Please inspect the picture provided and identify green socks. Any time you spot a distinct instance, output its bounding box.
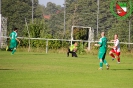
[100,62,103,68]
[103,60,108,66]
[12,49,16,54]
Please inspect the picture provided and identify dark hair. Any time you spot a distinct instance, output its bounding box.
[14,28,18,31]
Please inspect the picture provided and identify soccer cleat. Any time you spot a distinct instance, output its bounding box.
[112,58,114,61]
[6,46,8,51]
[117,62,120,64]
[98,67,103,70]
[106,64,110,70]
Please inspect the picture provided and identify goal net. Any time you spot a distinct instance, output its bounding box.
[70,26,94,50]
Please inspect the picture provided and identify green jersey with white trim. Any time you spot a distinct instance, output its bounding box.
[98,36,107,53]
[10,31,17,40]
[10,31,17,42]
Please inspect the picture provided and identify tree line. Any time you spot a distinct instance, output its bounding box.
[1,0,133,50]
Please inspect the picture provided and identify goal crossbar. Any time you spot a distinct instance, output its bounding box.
[71,26,93,50]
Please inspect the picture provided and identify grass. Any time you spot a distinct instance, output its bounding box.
[0,50,133,88]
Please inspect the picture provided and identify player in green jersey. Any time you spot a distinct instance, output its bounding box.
[6,28,20,55]
[67,42,78,57]
[95,32,110,70]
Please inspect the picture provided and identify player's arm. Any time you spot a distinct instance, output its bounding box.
[15,33,20,44]
[94,44,101,47]
[73,47,77,52]
[110,40,115,42]
[108,41,118,49]
[109,39,119,48]
[108,39,115,48]
[94,38,102,47]
[16,38,20,44]
[108,45,116,48]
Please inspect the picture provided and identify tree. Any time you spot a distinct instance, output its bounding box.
[2,0,42,36]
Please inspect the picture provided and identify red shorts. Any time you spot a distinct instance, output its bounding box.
[111,49,120,56]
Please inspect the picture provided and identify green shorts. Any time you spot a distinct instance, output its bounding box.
[98,52,106,60]
[9,40,17,49]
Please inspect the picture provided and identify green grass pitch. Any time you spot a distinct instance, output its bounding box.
[0,51,133,88]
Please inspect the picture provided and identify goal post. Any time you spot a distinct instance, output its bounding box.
[0,14,1,48]
[0,15,7,48]
[70,26,94,50]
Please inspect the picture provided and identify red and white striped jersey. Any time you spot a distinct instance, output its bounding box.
[113,39,120,52]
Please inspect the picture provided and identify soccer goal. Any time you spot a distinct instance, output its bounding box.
[70,26,94,50]
[0,14,7,48]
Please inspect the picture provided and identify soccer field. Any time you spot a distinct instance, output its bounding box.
[0,51,133,88]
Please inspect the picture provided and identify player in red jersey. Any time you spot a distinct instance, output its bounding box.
[108,34,120,63]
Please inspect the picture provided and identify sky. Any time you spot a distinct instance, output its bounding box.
[39,0,64,7]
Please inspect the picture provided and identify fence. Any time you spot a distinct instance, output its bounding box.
[1,36,133,53]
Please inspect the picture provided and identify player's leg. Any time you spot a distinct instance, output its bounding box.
[74,52,78,57]
[6,47,12,51]
[115,52,120,63]
[6,45,13,51]
[103,59,110,70]
[71,50,75,57]
[98,52,104,70]
[102,53,110,70]
[117,57,120,63]
[99,59,103,70]
[103,53,108,65]
[109,49,115,60]
[8,41,14,51]
[72,52,78,57]
[11,41,17,55]
[6,38,10,51]
[11,48,16,55]
[103,59,109,67]
[67,49,73,57]
[67,48,70,57]
[6,45,9,51]
[6,40,12,51]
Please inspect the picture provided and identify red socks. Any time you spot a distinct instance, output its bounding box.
[110,53,115,58]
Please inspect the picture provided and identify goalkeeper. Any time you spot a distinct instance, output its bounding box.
[67,42,78,57]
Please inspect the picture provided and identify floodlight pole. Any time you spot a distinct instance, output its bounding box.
[32,0,34,23]
[129,19,130,43]
[128,2,132,51]
[0,0,1,14]
[71,26,74,45]
[97,0,99,39]
[25,18,31,52]
[0,0,1,48]
[63,0,66,38]
[128,17,132,50]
